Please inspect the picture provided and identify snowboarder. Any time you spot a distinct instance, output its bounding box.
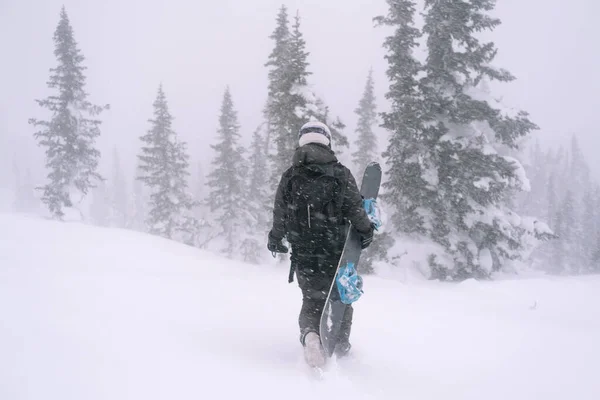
[267,121,375,365]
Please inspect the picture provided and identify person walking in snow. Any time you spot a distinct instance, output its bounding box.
[267,121,375,362]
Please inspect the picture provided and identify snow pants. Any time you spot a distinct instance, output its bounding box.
[291,248,353,346]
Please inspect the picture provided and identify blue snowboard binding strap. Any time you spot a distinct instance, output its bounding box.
[363,198,382,230]
[336,262,364,304]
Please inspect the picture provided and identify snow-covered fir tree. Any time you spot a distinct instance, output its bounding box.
[371,0,426,274]
[287,13,349,154]
[264,5,294,188]
[206,88,257,261]
[352,70,378,176]
[376,0,427,237]
[419,0,540,279]
[110,147,128,228]
[264,8,348,187]
[29,7,107,219]
[288,12,310,94]
[310,98,350,155]
[137,85,200,244]
[379,0,542,279]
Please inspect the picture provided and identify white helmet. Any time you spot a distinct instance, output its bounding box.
[298,121,332,147]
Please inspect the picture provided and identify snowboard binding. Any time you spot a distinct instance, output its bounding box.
[363,198,382,230]
[336,262,364,304]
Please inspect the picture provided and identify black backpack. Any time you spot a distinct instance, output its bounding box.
[285,163,348,247]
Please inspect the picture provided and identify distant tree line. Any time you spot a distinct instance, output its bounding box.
[19,1,592,279]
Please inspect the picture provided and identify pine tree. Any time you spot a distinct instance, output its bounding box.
[264,8,349,185]
[110,147,128,227]
[352,70,378,176]
[288,13,349,154]
[29,7,107,219]
[288,12,310,89]
[269,11,314,183]
[137,85,199,243]
[330,116,350,153]
[375,0,427,236]
[379,0,540,279]
[367,0,425,274]
[426,0,540,279]
[206,88,255,260]
[264,6,293,188]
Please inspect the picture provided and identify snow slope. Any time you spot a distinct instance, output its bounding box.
[1,213,599,400]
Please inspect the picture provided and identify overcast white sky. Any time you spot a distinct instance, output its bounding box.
[1,0,599,186]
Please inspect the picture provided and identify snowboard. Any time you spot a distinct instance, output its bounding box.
[319,162,382,358]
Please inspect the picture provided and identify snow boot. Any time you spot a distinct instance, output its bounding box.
[334,341,352,358]
[302,331,326,368]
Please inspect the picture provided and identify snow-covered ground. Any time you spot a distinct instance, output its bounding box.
[1,213,599,400]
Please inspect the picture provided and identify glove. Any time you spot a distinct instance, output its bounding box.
[363,198,382,230]
[360,223,376,250]
[267,231,289,254]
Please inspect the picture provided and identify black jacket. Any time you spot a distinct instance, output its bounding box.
[270,143,372,245]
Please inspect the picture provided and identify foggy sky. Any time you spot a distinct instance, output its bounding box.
[1,0,599,188]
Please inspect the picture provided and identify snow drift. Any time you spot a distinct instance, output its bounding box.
[0,213,599,399]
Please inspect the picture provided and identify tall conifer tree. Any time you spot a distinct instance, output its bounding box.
[288,13,349,154]
[29,7,107,219]
[422,0,538,278]
[265,8,348,186]
[137,85,199,243]
[264,6,293,188]
[378,0,540,279]
[376,0,427,236]
[206,88,254,259]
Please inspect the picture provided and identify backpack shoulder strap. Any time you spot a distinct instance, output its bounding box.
[284,166,298,201]
[327,162,348,222]
[337,165,349,219]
